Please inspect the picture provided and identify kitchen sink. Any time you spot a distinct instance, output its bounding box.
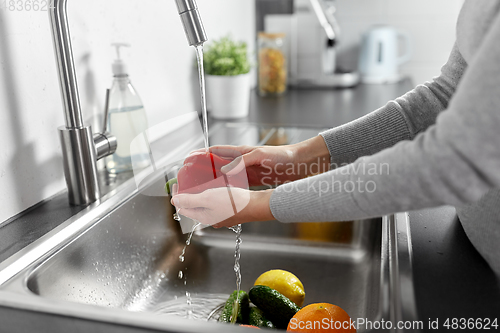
[0,122,419,332]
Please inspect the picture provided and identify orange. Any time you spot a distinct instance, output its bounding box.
[287,303,356,332]
[239,324,260,329]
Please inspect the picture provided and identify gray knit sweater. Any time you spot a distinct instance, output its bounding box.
[269,0,500,275]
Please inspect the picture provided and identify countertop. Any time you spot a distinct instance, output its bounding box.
[244,81,413,128]
[1,79,499,332]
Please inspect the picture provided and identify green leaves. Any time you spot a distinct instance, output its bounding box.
[204,36,251,76]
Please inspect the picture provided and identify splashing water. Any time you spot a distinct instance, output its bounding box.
[228,224,243,323]
[177,222,201,319]
[173,187,181,222]
[230,224,243,296]
[179,222,201,263]
[154,293,229,321]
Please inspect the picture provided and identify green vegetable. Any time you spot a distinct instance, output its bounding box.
[249,285,300,329]
[204,36,251,76]
[164,178,178,195]
[248,306,276,329]
[218,290,250,324]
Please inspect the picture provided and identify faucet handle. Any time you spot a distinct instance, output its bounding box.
[93,132,117,160]
[93,89,117,160]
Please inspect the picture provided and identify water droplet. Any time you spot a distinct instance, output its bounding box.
[178,271,183,279]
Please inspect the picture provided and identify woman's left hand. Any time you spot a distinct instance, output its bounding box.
[171,187,275,228]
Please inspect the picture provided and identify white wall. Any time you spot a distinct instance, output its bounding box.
[0,0,464,223]
[334,0,464,84]
[0,0,255,223]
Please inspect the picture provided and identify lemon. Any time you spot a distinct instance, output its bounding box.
[254,269,305,307]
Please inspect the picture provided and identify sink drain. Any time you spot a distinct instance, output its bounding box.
[207,303,224,322]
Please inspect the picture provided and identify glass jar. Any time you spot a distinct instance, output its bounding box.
[258,32,287,96]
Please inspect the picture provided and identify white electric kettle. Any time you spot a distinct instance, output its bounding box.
[358,25,412,84]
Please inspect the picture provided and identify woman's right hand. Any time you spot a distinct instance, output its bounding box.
[191,135,331,187]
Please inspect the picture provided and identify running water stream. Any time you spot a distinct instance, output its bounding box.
[172,44,208,223]
[177,222,201,319]
[179,222,201,264]
[170,43,210,318]
[165,44,244,322]
[229,224,243,323]
[194,44,210,153]
[170,43,211,319]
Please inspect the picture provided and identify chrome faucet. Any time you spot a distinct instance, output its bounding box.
[288,0,358,87]
[175,0,209,46]
[48,0,208,205]
[308,0,340,75]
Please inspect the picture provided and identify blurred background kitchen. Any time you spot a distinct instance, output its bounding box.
[0,0,462,223]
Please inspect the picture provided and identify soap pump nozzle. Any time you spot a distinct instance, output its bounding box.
[111,42,130,76]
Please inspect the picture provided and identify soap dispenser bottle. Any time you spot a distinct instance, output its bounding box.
[106,43,150,174]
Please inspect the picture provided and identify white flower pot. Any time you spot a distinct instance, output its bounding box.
[206,73,251,119]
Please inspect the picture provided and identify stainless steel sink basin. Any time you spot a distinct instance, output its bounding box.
[0,123,419,332]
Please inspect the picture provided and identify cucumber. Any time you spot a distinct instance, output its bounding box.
[218,290,249,324]
[249,285,300,329]
[164,178,178,195]
[248,306,275,329]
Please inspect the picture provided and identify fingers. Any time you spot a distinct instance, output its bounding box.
[211,222,224,229]
[212,218,247,229]
[188,148,207,155]
[178,207,208,224]
[180,208,226,228]
[221,156,245,175]
[221,150,260,175]
[211,220,229,229]
[189,145,254,158]
[171,192,206,209]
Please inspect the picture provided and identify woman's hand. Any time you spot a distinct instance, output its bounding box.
[191,136,331,187]
[171,187,274,228]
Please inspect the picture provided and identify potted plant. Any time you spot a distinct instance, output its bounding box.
[204,36,252,119]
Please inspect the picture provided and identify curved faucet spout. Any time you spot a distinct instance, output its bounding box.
[175,0,208,46]
[49,0,83,129]
[48,0,207,205]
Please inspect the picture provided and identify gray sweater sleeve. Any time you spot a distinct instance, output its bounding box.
[269,11,500,222]
[320,42,466,166]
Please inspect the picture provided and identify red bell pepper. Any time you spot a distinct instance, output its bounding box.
[176,152,247,194]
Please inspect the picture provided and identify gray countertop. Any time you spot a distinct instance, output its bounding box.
[244,80,413,128]
[409,207,500,327]
[1,79,499,332]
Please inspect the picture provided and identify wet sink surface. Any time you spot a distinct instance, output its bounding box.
[27,191,381,321]
[0,123,417,333]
